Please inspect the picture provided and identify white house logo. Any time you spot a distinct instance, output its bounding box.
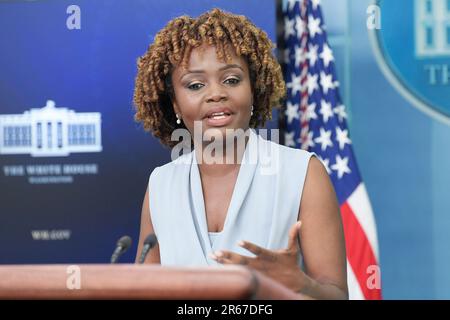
[370,0,450,124]
[0,100,102,157]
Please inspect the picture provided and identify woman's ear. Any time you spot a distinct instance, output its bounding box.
[172,100,180,116]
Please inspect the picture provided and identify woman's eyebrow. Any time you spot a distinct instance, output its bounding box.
[180,64,244,79]
[218,64,244,71]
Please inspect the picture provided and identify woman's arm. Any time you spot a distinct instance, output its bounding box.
[296,156,348,299]
[210,155,348,299]
[135,187,161,264]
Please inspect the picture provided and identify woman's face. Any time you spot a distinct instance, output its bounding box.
[171,45,253,142]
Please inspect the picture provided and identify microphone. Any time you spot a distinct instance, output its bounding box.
[110,235,132,264]
[138,233,158,264]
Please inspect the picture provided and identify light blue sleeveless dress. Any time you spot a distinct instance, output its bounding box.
[148,129,314,266]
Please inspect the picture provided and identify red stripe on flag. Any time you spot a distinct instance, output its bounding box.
[299,0,309,148]
[340,202,382,300]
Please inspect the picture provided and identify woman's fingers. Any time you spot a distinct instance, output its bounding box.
[212,227,303,268]
[238,240,275,260]
[211,250,250,265]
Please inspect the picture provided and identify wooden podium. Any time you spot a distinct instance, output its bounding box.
[0,264,309,299]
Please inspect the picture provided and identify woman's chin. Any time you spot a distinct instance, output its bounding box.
[203,127,228,143]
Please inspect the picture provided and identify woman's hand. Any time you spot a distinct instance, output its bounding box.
[211,221,311,293]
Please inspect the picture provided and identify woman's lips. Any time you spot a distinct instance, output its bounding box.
[204,112,234,127]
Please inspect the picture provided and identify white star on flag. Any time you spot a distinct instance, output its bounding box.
[335,127,352,150]
[319,43,334,67]
[320,71,334,94]
[331,155,351,179]
[305,102,317,121]
[287,72,302,96]
[308,15,322,38]
[314,127,333,151]
[285,101,300,124]
[308,44,319,66]
[295,15,306,39]
[307,73,319,95]
[319,99,333,123]
[333,104,347,122]
[285,131,296,147]
[284,17,295,39]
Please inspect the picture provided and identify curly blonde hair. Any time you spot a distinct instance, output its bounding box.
[133,8,285,148]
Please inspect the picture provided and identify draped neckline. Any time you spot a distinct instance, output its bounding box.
[189,129,259,263]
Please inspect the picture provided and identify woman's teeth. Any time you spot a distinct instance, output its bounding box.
[209,112,229,119]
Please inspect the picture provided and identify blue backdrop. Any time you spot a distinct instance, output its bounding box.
[0,0,276,264]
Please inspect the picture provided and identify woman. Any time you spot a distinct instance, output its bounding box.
[133,8,348,299]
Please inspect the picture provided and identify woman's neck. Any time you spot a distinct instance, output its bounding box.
[195,131,250,177]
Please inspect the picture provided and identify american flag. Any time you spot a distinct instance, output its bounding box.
[280,0,382,299]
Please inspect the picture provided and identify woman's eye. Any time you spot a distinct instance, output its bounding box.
[187,83,204,90]
[224,77,240,85]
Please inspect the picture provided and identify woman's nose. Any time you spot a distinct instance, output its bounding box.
[205,83,228,103]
